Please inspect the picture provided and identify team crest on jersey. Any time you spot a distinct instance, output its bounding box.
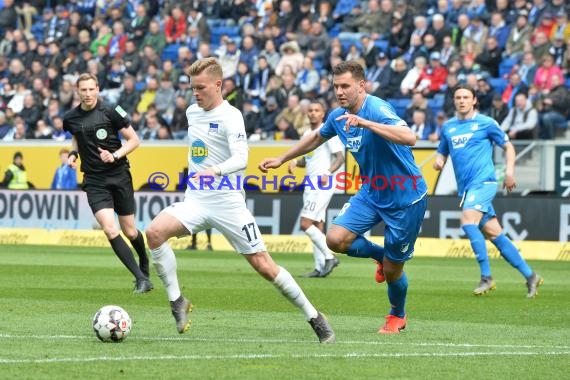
[451,133,473,149]
[96,129,107,140]
[346,136,362,152]
[208,123,219,134]
[191,139,208,163]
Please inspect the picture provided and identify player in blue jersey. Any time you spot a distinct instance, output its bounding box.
[259,60,428,334]
[433,85,543,298]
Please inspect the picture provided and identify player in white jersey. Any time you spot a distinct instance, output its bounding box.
[145,58,335,343]
[288,101,344,277]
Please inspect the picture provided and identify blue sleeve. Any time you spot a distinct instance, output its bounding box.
[50,170,57,190]
[487,119,509,147]
[437,128,449,156]
[320,113,337,139]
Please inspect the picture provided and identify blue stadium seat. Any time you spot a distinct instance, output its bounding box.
[374,40,388,53]
[488,77,508,94]
[428,95,444,115]
[135,81,146,92]
[161,43,180,62]
[499,58,518,78]
[388,98,409,118]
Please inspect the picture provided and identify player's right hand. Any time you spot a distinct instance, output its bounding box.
[287,159,297,174]
[258,158,283,173]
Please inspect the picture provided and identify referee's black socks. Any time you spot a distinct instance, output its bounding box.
[109,235,146,280]
[130,230,150,278]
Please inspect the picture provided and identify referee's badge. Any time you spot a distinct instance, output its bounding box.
[96,129,108,140]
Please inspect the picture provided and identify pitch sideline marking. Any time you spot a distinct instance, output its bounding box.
[1,351,570,364]
[0,334,569,350]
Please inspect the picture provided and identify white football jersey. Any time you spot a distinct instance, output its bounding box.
[185,100,248,199]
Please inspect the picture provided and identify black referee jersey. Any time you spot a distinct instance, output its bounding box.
[63,99,131,175]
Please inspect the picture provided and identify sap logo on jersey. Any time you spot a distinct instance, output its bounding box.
[346,136,362,152]
[451,133,473,149]
[191,139,208,163]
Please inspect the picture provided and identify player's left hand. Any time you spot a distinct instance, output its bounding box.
[258,158,283,173]
[191,168,218,182]
[98,147,114,163]
[336,114,363,132]
[503,174,516,193]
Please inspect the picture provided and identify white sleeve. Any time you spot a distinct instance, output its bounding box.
[327,136,345,155]
[216,111,249,175]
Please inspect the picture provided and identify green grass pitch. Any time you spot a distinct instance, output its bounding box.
[0,244,569,379]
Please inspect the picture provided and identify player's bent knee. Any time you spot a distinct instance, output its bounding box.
[145,226,164,250]
[326,234,346,253]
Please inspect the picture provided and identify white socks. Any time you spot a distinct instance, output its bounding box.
[305,225,334,271]
[272,266,318,320]
[151,243,181,302]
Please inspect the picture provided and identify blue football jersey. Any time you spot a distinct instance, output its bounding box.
[437,112,508,196]
[320,94,427,209]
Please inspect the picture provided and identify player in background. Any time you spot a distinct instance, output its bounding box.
[260,60,428,334]
[288,100,344,278]
[433,84,543,297]
[145,58,335,343]
[63,73,153,294]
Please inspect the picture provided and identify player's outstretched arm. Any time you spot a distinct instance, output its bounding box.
[502,141,516,193]
[258,129,326,173]
[433,153,447,171]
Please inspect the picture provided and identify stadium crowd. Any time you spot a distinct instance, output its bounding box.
[0,0,569,142]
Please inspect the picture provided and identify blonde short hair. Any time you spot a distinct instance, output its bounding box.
[187,57,223,79]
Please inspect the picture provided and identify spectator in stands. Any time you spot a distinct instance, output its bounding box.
[462,15,488,57]
[164,5,186,45]
[538,74,570,139]
[216,37,241,79]
[531,31,552,63]
[316,76,337,107]
[0,110,10,139]
[51,149,78,190]
[401,56,427,97]
[405,91,435,127]
[51,116,71,141]
[488,93,509,125]
[143,20,166,55]
[475,36,502,78]
[128,3,150,45]
[402,33,429,64]
[259,39,280,71]
[505,10,532,61]
[275,118,300,140]
[90,22,112,55]
[255,95,280,139]
[430,13,451,51]
[137,78,158,113]
[306,21,329,61]
[123,40,142,77]
[502,72,529,108]
[339,2,363,34]
[323,38,345,72]
[528,0,552,27]
[186,7,210,44]
[108,21,128,59]
[312,0,335,32]
[359,35,379,69]
[476,75,497,114]
[409,109,435,141]
[500,92,538,140]
[243,100,260,138]
[517,52,538,86]
[417,51,448,98]
[170,95,188,140]
[238,36,259,69]
[488,12,511,51]
[534,53,564,94]
[296,56,320,98]
[333,0,359,23]
[139,113,162,140]
[428,111,447,142]
[388,11,412,58]
[275,94,309,136]
[154,75,176,119]
[375,56,407,99]
[234,61,253,99]
[222,77,244,111]
[367,51,391,94]
[2,117,26,141]
[0,0,18,36]
[275,68,303,108]
[251,55,272,101]
[447,0,468,27]
[277,0,296,34]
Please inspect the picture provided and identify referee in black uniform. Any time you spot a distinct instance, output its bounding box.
[64,73,153,294]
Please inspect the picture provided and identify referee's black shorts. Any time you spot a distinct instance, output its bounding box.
[82,167,136,216]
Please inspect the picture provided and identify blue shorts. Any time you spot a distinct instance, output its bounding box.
[461,182,497,227]
[333,191,427,263]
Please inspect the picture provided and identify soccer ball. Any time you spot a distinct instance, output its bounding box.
[92,305,132,342]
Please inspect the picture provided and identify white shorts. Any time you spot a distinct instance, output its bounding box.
[300,189,334,222]
[162,193,267,254]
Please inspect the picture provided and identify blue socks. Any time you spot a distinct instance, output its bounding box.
[491,234,533,278]
[346,235,385,262]
[462,224,492,277]
[388,272,408,318]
